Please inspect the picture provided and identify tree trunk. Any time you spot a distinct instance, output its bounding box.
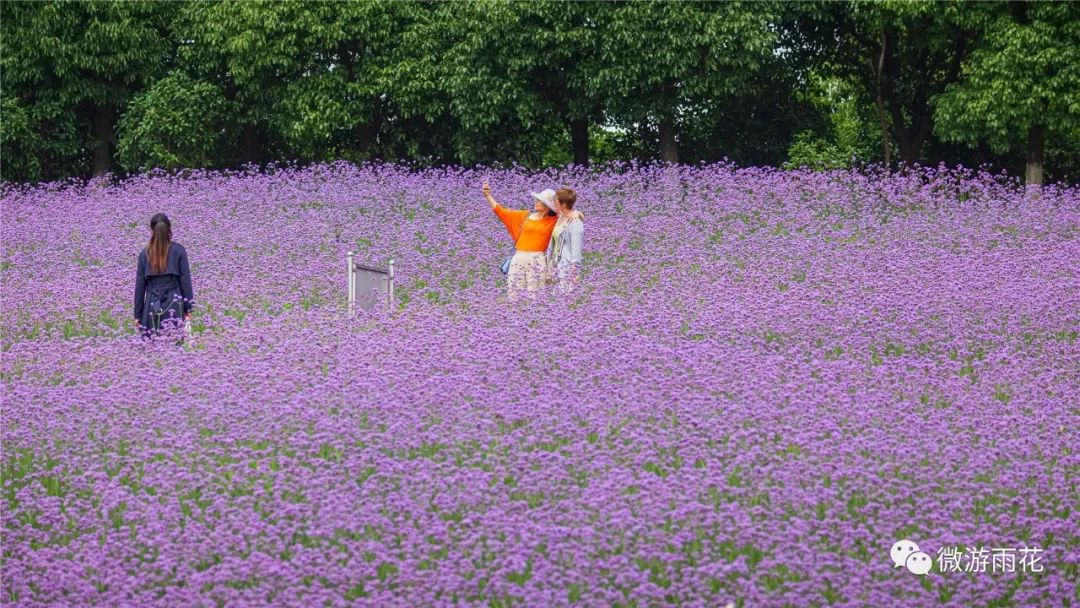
[891,107,931,166]
[659,118,678,164]
[242,124,260,165]
[355,106,385,159]
[873,31,892,170]
[1026,124,1044,186]
[897,139,920,166]
[570,117,589,167]
[356,124,378,157]
[91,104,115,177]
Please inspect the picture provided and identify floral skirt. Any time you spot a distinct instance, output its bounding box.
[507,251,547,300]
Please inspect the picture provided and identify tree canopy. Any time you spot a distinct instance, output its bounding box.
[934,2,1080,184]
[2,0,1077,184]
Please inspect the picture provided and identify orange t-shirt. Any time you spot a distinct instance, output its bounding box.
[493,204,557,252]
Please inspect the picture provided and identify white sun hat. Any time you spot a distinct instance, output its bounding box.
[530,189,558,212]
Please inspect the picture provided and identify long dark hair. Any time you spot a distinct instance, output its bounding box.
[147,213,172,273]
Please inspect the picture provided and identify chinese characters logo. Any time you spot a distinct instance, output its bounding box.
[891,538,1043,576]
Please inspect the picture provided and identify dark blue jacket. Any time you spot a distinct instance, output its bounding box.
[134,243,194,330]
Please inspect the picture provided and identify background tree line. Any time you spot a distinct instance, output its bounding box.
[2,0,1078,184]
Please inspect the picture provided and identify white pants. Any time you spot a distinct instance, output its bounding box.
[507,251,547,300]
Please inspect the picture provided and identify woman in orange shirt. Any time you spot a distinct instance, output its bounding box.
[482,180,558,300]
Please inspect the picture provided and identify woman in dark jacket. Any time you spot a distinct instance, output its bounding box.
[134,213,194,334]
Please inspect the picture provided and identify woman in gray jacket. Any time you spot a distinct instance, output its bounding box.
[547,188,584,292]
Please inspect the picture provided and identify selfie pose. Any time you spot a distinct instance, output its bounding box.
[482,181,558,300]
[134,213,195,335]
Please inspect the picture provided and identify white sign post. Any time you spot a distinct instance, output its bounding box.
[347,252,394,316]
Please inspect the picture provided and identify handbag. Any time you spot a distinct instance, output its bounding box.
[500,213,530,275]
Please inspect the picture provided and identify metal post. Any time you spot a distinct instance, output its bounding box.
[387,259,395,312]
[347,251,355,318]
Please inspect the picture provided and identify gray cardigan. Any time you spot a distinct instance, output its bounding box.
[547,216,583,266]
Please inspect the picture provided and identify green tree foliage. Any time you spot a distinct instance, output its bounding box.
[791,1,993,166]
[176,0,311,164]
[786,74,883,170]
[677,56,819,168]
[399,0,550,166]
[115,73,232,171]
[0,94,85,183]
[170,1,441,166]
[592,1,777,164]
[394,0,600,166]
[1,0,176,177]
[502,1,606,166]
[2,0,1076,184]
[934,2,1080,184]
[266,2,411,163]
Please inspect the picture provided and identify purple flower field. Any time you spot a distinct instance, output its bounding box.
[2,162,1078,607]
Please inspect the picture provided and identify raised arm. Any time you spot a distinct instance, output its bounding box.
[133,251,146,322]
[481,180,498,210]
[484,181,528,240]
[179,248,194,317]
